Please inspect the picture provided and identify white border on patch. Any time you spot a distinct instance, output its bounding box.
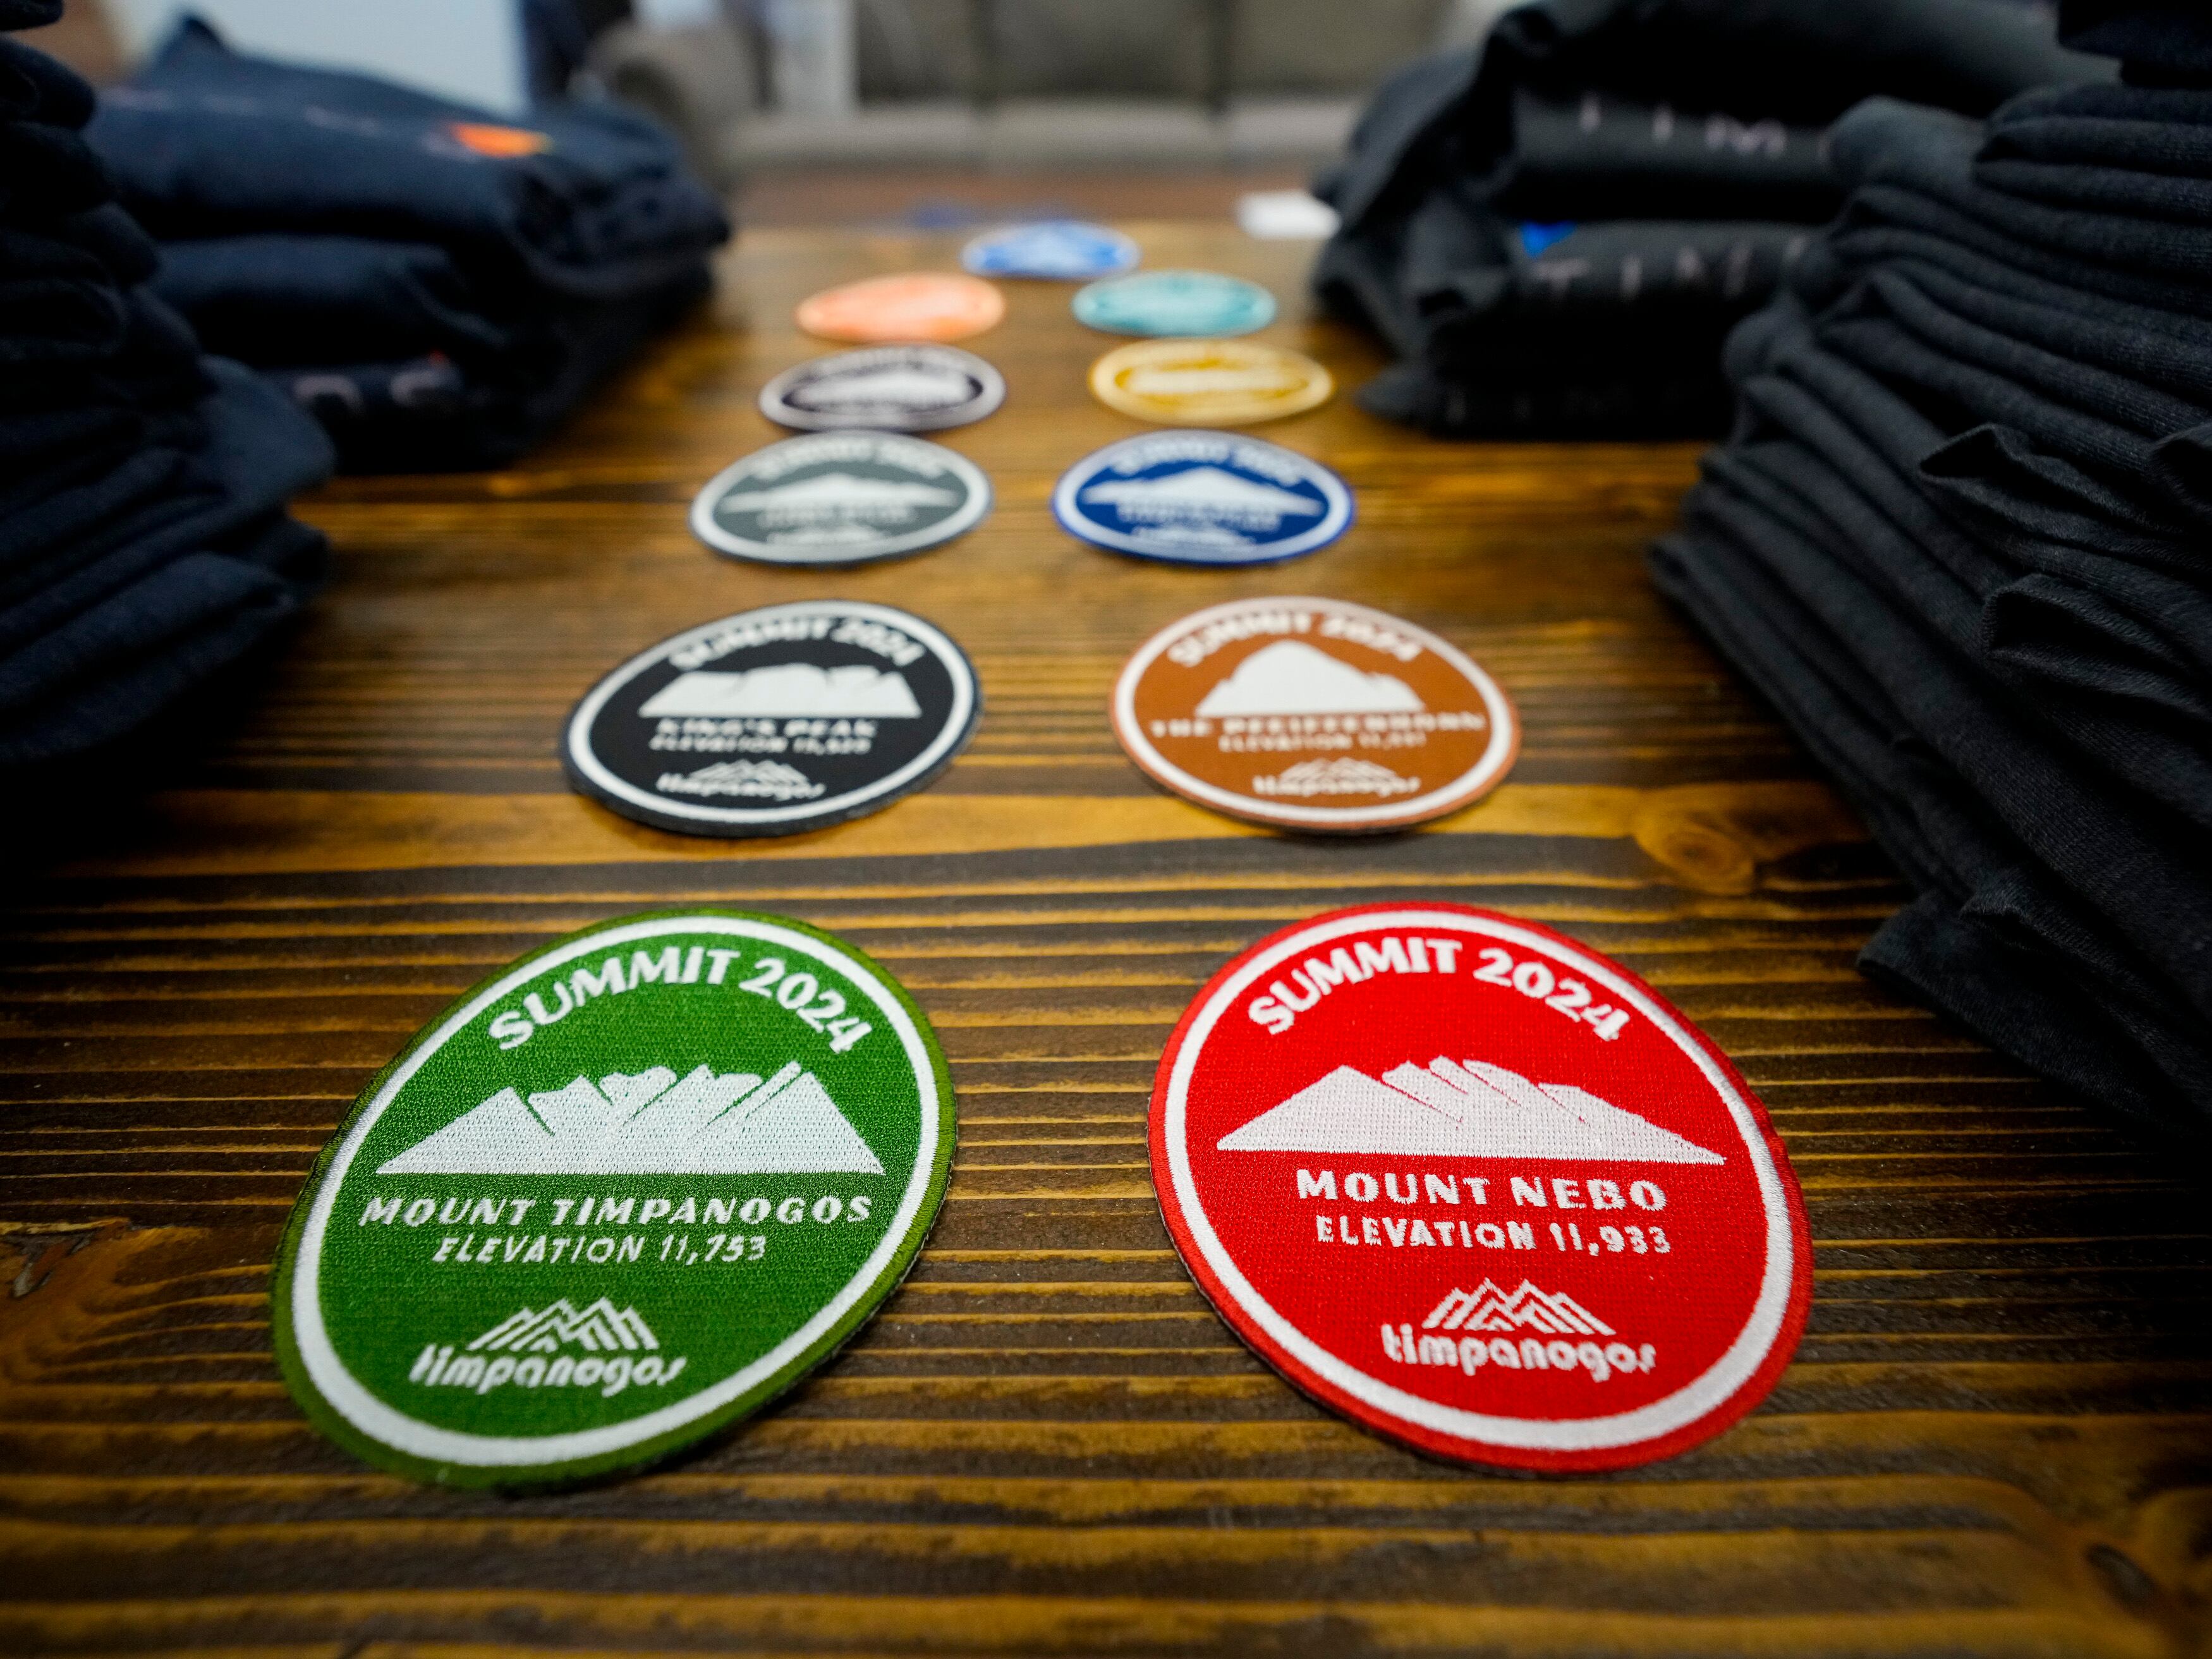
[566,599,977,829]
[1161,908,1797,1453]
[289,914,944,1469]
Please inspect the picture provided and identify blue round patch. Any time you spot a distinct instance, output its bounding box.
[963,220,1139,281]
[1052,431,1353,566]
[1072,270,1277,337]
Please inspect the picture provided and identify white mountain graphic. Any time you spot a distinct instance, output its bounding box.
[656,759,823,801]
[792,368,974,409]
[1217,1056,1723,1164]
[1423,1279,1614,1337]
[1079,467,1323,529]
[1253,757,1417,798]
[1196,640,1425,718]
[641,662,921,719]
[1122,366,1303,397]
[469,1298,660,1354]
[718,472,961,526]
[377,1060,885,1176]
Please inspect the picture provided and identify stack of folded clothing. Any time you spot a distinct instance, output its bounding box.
[1313,0,2108,438]
[85,21,731,473]
[0,1,332,776]
[1652,1,2212,1132]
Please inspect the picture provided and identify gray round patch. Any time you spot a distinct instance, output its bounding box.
[690,434,993,566]
[759,346,1006,434]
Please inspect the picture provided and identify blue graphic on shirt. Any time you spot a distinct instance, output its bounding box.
[1518,221,1580,257]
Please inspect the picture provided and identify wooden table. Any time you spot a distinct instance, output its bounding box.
[4,224,2207,1656]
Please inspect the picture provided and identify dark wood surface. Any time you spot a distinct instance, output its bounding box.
[3,224,2208,1657]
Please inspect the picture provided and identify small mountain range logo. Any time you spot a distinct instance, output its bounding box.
[1218,1056,1723,1164]
[717,472,961,528]
[791,368,975,410]
[377,1060,884,1176]
[657,759,824,801]
[1079,466,1323,532]
[469,1298,660,1354]
[410,1298,690,1396]
[1423,1279,1614,1337]
[1196,640,1425,719]
[642,662,921,720]
[1253,757,1418,798]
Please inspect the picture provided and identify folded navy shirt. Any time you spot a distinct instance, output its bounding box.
[88,21,729,302]
[82,21,729,471]
[0,16,336,777]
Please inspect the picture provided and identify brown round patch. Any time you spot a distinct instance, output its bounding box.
[1112,597,1519,834]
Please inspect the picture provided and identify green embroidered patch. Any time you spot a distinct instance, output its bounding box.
[271,909,953,1486]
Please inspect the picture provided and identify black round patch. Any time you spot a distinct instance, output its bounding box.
[563,601,981,838]
[759,346,1006,433]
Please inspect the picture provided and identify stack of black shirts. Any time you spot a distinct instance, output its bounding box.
[1313,0,2108,438]
[85,21,731,473]
[1652,1,2212,1133]
[0,1,331,776]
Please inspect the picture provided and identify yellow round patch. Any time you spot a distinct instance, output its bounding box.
[1088,339,1334,427]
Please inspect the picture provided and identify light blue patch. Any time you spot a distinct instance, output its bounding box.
[1052,430,1353,566]
[962,220,1140,280]
[1072,270,1277,338]
[1518,221,1579,257]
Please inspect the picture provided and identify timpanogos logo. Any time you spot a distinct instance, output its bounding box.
[1380,1279,1656,1382]
[408,1297,690,1399]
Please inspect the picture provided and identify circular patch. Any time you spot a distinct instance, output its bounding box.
[1073,269,1276,336]
[758,346,1006,434]
[795,272,1005,343]
[271,908,956,1488]
[1090,339,1333,427]
[1054,431,1352,566]
[963,219,1138,281]
[1112,596,1517,833]
[564,600,980,839]
[1151,901,1811,1473]
[690,433,991,566]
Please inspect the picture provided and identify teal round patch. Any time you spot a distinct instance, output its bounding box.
[1072,270,1278,337]
[270,910,954,1488]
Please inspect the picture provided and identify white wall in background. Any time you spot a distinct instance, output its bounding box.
[760,0,854,116]
[100,0,528,113]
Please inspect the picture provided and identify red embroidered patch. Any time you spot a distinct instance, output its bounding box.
[1150,902,1810,1472]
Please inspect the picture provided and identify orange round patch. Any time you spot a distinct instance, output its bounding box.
[796,274,1007,344]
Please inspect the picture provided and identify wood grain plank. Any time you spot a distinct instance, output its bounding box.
[1,222,2206,1656]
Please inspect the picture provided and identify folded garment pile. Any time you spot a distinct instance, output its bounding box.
[85,22,732,473]
[1314,0,2108,438]
[0,1,332,776]
[1653,2,2212,1132]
